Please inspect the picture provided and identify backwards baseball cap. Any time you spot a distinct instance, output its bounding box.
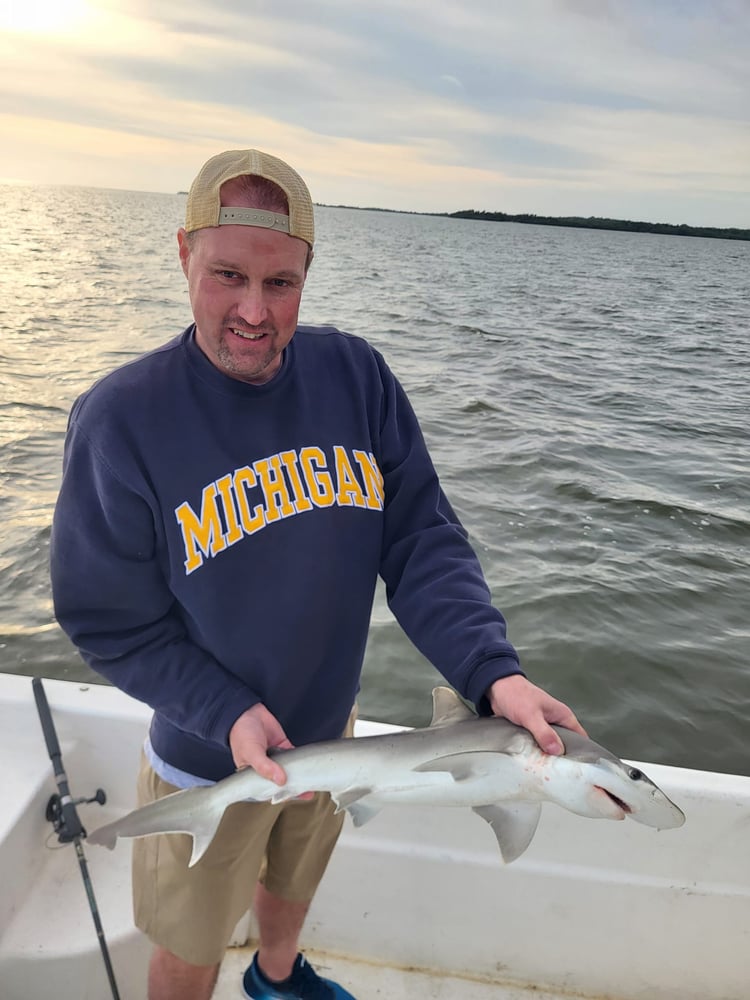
[184,148,315,248]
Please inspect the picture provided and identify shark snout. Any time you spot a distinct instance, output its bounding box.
[596,762,686,830]
[629,784,686,830]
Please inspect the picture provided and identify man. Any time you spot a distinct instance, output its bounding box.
[50,148,585,1000]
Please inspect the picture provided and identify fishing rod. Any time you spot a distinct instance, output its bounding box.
[32,677,122,1000]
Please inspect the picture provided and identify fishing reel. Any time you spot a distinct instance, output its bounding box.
[46,787,107,843]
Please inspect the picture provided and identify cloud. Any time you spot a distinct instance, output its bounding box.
[0,0,748,225]
[440,75,464,90]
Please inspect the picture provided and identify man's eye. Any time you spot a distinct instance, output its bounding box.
[218,270,240,280]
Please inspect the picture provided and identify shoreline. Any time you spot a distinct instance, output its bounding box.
[320,203,750,242]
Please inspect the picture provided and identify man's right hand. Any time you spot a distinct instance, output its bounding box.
[228,703,293,786]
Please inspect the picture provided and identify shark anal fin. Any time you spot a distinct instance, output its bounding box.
[473,802,542,864]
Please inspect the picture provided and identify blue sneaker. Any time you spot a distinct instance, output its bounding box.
[242,951,356,999]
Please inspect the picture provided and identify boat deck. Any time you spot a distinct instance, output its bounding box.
[216,946,569,999]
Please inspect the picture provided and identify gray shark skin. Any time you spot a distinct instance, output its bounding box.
[88,687,685,866]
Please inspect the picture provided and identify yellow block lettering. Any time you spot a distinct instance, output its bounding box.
[175,483,226,574]
[233,467,265,535]
[352,450,384,510]
[279,450,313,513]
[299,447,335,507]
[215,474,243,545]
[334,445,366,507]
[254,455,295,523]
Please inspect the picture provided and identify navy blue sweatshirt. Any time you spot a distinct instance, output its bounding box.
[51,325,521,780]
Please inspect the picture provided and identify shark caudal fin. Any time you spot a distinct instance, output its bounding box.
[187,810,225,867]
[87,785,227,867]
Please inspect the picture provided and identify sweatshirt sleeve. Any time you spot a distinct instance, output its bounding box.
[50,413,257,745]
[375,357,523,711]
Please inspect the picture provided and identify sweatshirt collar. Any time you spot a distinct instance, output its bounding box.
[183,324,294,396]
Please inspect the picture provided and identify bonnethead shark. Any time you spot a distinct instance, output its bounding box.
[88,687,685,866]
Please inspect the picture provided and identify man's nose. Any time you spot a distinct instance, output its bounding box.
[236,286,268,326]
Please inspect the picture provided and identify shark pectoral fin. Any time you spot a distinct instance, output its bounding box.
[473,802,542,864]
[414,751,501,782]
[430,687,477,727]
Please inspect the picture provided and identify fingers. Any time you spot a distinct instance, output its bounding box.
[527,718,566,756]
[229,703,293,785]
[552,705,588,739]
[487,674,587,756]
[531,694,588,742]
[236,743,313,798]
[523,709,586,755]
[237,742,288,785]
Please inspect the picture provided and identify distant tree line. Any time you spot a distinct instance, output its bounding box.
[447,210,750,242]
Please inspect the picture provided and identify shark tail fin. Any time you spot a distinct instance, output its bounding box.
[87,785,226,868]
[187,806,225,867]
[86,820,121,851]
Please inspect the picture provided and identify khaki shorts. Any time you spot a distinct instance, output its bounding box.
[132,709,356,966]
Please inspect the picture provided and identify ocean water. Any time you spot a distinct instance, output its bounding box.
[1,183,748,775]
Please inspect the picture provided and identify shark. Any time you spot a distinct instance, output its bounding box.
[88,687,685,866]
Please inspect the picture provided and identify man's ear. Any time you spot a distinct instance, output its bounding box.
[177,228,191,277]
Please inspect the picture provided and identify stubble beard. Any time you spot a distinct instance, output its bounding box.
[215,326,282,385]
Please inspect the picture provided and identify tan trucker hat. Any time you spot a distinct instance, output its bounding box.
[184,149,315,248]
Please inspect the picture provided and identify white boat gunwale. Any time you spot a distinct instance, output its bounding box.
[1,673,748,1000]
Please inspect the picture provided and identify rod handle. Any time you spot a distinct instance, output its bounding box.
[32,677,85,840]
[32,676,63,771]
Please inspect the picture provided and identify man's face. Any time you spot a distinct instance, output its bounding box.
[177,223,309,385]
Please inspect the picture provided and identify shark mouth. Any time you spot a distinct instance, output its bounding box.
[596,787,633,814]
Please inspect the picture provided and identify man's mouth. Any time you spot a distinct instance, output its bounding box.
[231,328,265,341]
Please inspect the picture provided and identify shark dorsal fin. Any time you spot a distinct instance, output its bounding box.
[430,686,476,727]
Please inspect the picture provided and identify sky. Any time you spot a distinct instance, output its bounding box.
[1,0,748,227]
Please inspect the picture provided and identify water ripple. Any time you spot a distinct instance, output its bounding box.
[1,189,749,774]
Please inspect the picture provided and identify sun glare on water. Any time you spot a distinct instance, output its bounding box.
[0,0,92,35]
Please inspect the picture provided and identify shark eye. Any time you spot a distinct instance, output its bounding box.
[628,768,643,781]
